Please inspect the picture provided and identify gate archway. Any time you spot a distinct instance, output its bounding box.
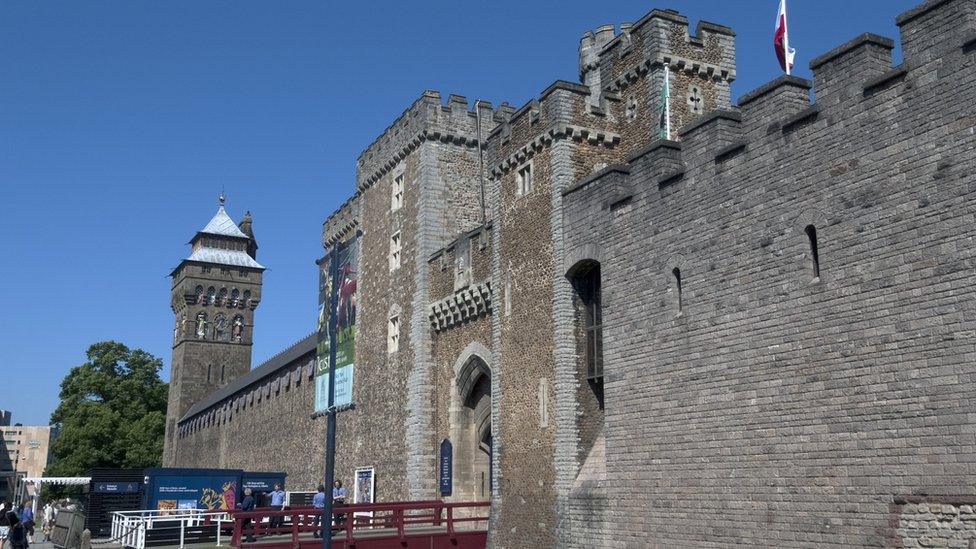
[451,343,492,501]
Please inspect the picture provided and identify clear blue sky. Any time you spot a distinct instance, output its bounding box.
[0,0,919,425]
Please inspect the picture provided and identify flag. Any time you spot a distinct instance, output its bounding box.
[658,64,671,140]
[774,0,796,75]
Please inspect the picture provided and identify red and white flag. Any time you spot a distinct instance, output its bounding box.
[774,0,796,75]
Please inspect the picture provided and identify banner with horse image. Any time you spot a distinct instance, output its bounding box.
[315,235,358,412]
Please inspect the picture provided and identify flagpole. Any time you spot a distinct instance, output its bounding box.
[783,0,791,76]
[664,63,671,140]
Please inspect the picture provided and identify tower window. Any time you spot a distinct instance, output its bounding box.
[389,231,402,271]
[805,224,821,279]
[570,263,603,385]
[672,267,683,312]
[391,174,404,212]
[220,365,225,383]
[207,286,216,305]
[517,163,533,196]
[388,315,399,353]
[207,364,212,383]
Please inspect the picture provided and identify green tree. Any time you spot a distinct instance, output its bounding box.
[43,341,168,499]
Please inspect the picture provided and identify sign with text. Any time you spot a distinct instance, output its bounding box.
[439,439,452,496]
[315,236,359,412]
[93,482,140,494]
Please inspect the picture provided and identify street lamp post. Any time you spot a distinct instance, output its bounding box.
[321,242,341,549]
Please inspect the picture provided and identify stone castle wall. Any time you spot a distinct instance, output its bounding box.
[562,0,976,545]
[168,0,976,546]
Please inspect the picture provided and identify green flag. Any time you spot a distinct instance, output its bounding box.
[658,64,671,140]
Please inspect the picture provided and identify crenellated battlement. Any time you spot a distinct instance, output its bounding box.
[355,91,506,193]
[322,193,361,248]
[566,0,975,229]
[580,9,736,112]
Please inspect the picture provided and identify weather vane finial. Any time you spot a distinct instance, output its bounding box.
[218,191,226,207]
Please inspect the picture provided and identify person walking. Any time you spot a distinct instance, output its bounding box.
[311,485,326,538]
[268,484,286,533]
[20,502,34,544]
[7,511,27,549]
[239,488,256,543]
[0,503,10,548]
[331,480,347,528]
[42,503,53,542]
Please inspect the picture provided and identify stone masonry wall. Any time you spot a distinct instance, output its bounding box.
[562,0,976,546]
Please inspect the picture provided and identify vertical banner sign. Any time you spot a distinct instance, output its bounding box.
[315,236,359,412]
[439,439,453,496]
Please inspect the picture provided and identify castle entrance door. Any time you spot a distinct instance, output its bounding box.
[453,354,492,501]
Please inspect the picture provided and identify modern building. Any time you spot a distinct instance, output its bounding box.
[163,0,976,546]
[0,419,55,504]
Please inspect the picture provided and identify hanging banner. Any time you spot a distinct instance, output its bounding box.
[315,236,359,412]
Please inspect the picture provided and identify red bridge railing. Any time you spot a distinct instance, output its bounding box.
[229,500,489,549]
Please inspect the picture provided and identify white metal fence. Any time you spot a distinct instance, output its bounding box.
[109,509,231,549]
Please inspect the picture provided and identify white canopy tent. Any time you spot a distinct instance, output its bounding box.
[17,477,91,514]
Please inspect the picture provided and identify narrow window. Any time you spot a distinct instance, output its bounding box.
[220,365,226,383]
[805,225,820,279]
[517,164,533,196]
[672,267,683,312]
[574,264,603,389]
[207,364,212,383]
[504,270,512,317]
[388,315,399,353]
[391,174,404,212]
[389,231,402,271]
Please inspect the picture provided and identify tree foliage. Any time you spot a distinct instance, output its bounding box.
[44,342,168,496]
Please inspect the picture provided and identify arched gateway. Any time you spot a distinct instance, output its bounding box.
[451,342,492,501]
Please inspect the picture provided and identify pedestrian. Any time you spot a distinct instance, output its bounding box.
[21,501,34,543]
[7,511,27,549]
[311,485,325,538]
[0,503,10,547]
[332,480,347,528]
[239,488,256,543]
[42,503,54,542]
[268,484,286,533]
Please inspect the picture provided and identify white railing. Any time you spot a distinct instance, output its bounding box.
[110,509,231,549]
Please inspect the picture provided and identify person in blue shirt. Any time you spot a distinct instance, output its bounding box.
[269,484,286,532]
[311,485,326,538]
[240,488,256,542]
[332,480,347,528]
[20,503,34,544]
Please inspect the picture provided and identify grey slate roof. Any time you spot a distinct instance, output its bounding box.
[200,206,249,239]
[186,247,265,269]
[179,332,317,423]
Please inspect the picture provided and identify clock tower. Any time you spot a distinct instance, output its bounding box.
[162,195,264,466]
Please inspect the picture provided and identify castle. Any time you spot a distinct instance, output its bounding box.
[162,0,976,546]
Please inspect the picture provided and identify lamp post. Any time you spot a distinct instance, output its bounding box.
[321,242,341,549]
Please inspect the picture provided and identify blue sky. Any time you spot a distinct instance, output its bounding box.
[0,0,920,425]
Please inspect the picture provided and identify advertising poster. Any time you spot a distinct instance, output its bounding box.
[315,236,358,412]
[353,467,375,519]
[153,477,238,513]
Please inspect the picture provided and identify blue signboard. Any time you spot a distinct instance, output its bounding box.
[241,472,285,492]
[93,482,141,494]
[439,439,452,496]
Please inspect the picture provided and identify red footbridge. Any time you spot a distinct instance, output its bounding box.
[228,501,489,549]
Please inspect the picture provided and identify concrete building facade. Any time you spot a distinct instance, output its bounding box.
[164,0,976,546]
[0,420,54,504]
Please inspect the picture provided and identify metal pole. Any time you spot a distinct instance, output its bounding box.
[322,242,341,549]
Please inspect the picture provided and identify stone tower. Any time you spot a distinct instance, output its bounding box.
[162,195,264,465]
